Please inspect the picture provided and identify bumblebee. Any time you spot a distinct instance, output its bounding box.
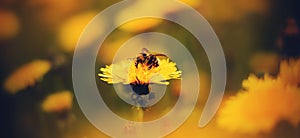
[134,48,166,70]
[130,48,167,95]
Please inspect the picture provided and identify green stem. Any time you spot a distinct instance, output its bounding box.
[134,107,144,122]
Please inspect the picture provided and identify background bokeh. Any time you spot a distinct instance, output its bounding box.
[1,0,300,138]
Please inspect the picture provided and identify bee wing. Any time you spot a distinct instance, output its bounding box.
[141,48,168,60]
[152,53,168,60]
[153,53,167,57]
[141,48,150,53]
[126,57,136,62]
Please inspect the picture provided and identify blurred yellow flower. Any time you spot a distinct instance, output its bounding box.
[119,18,162,33]
[115,0,204,33]
[218,75,300,133]
[198,0,270,22]
[42,91,73,113]
[218,73,300,133]
[116,0,204,33]
[3,60,51,94]
[115,0,167,33]
[26,0,93,30]
[235,0,270,15]
[98,34,132,64]
[58,11,102,53]
[0,10,20,39]
[278,58,300,87]
[180,0,202,8]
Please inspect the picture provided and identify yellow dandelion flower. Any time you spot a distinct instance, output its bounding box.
[217,74,300,133]
[99,59,132,84]
[128,58,181,86]
[99,48,181,96]
[42,91,73,113]
[278,58,300,87]
[3,60,51,94]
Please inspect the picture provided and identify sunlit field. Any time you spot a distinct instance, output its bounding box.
[1,0,300,138]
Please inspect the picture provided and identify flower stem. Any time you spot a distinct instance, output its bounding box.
[134,107,144,122]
